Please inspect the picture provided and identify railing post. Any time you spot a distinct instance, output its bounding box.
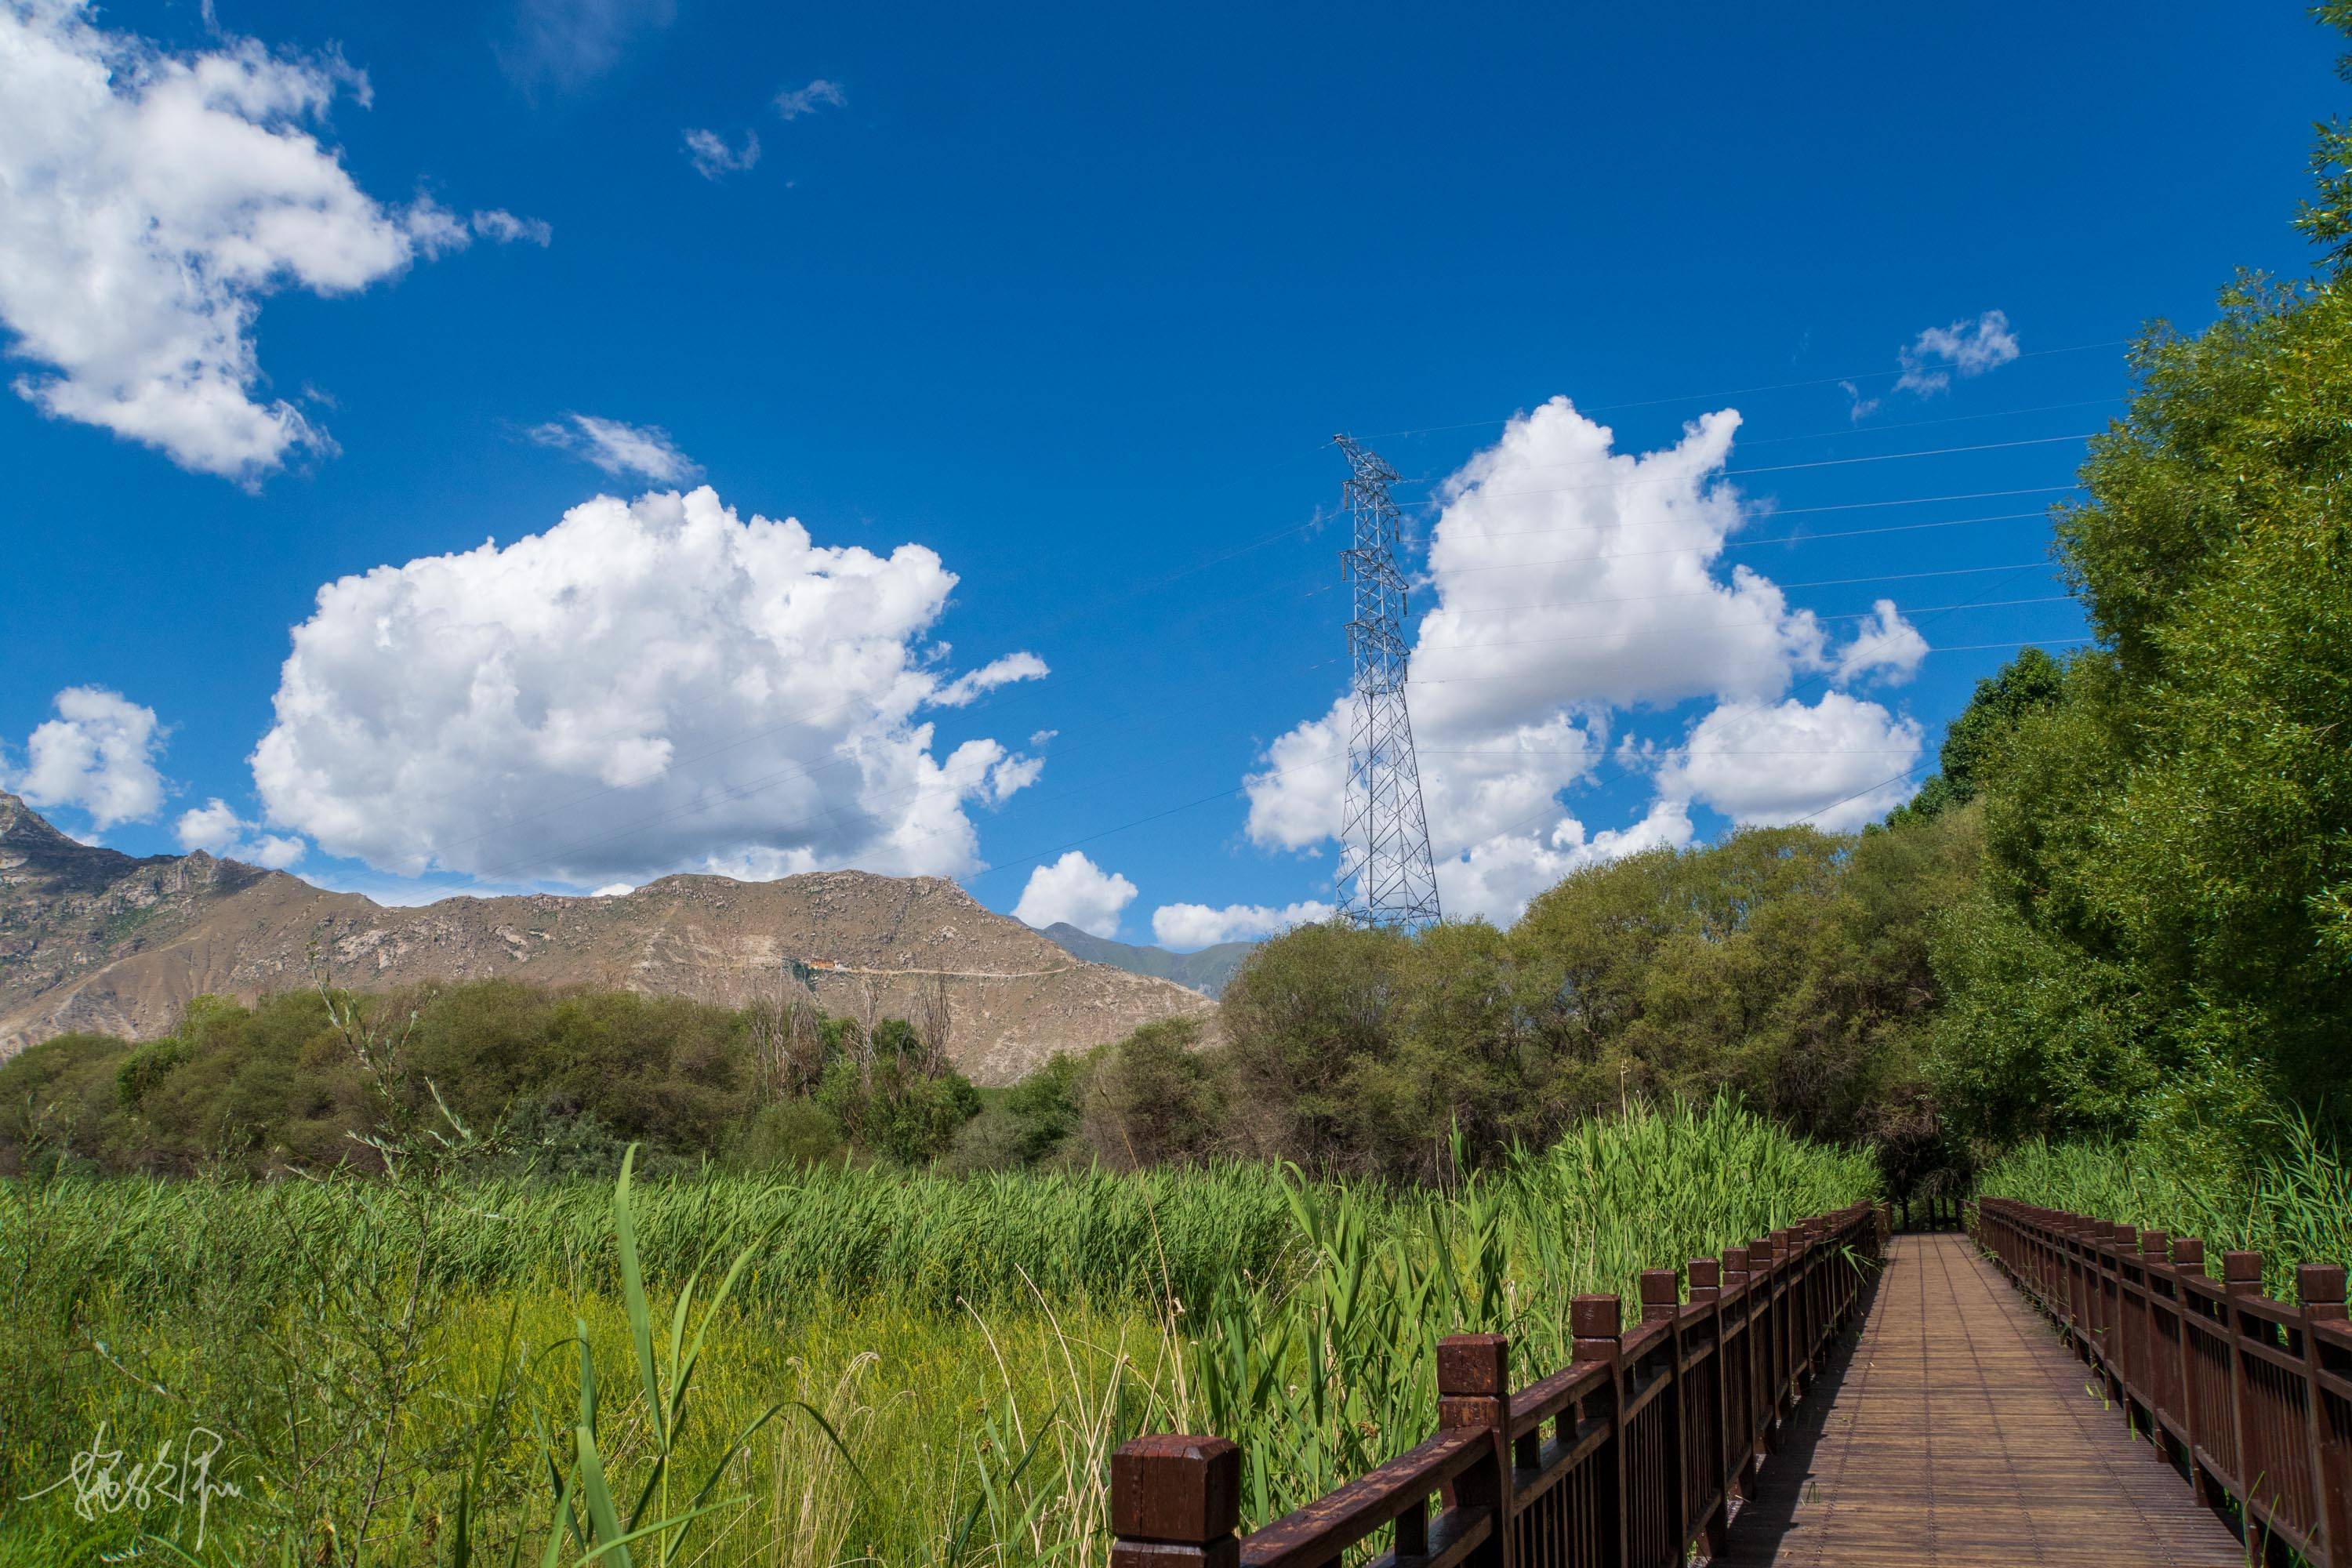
[1688,1255,1728,1553]
[2140,1229,2172,1446]
[2225,1250,2266,1558]
[2112,1223,2140,1418]
[1110,1435,1241,1568]
[1437,1333,1513,1568]
[2298,1264,2352,1567]
[1573,1294,1628,1568]
[1642,1267,1689,1553]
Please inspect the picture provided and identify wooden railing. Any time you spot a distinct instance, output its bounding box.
[1973,1196,2352,1566]
[1109,1200,1886,1568]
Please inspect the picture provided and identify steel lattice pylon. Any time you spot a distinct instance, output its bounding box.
[1332,434,1441,930]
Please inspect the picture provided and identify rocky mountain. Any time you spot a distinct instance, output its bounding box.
[0,793,1214,1084]
[1036,923,1256,1000]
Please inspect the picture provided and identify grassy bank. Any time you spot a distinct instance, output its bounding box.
[0,1098,1876,1566]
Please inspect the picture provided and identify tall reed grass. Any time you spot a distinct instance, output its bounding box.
[0,1098,1875,1565]
[1976,1116,2352,1296]
[5,1160,1302,1316]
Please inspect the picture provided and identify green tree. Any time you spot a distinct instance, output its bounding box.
[1883,648,2066,826]
[1927,7,2352,1146]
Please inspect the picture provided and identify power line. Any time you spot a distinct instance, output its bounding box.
[1428,559,2061,617]
[1350,337,2133,441]
[1435,508,2056,573]
[1428,485,2080,543]
[1410,636,2086,685]
[1410,597,2074,658]
[1465,433,2094,503]
[1714,397,2123,450]
[1411,561,2083,871]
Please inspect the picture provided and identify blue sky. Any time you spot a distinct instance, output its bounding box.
[0,0,2337,946]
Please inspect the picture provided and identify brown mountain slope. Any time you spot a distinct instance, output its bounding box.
[0,793,1214,1083]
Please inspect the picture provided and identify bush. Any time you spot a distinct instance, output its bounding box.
[730,1098,849,1170]
[1080,1018,1229,1170]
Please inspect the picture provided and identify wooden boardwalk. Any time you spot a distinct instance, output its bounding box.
[1715,1232,2246,1566]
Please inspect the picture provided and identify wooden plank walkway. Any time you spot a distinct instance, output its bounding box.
[1714,1232,2247,1566]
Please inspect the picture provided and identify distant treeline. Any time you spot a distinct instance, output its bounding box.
[2,807,1970,1185]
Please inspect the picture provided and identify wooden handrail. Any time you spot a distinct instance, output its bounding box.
[1972,1195,2352,1568]
[1111,1199,1889,1568]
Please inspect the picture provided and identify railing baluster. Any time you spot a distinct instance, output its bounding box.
[1721,1243,1755,1497]
[1640,1267,1686,1559]
[2224,1249,2267,1559]
[2170,1236,2216,1508]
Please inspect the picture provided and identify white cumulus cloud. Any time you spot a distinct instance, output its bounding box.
[1654,691,1925,832]
[1149,899,1334,949]
[1896,309,2020,396]
[528,414,700,482]
[175,797,306,868]
[1244,397,1928,924]
[249,485,1049,887]
[5,686,168,830]
[0,2,536,481]
[683,128,760,180]
[1014,851,1137,938]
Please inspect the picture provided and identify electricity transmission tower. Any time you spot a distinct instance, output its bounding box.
[1333,434,1441,929]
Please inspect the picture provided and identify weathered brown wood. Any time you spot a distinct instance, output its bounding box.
[2300,1265,2352,1565]
[1111,1435,1243,1568]
[1715,1232,2243,1566]
[1112,1204,1880,1568]
[1975,1197,2352,1566]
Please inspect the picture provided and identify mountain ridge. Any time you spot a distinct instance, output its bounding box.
[0,793,1214,1083]
[1036,922,1256,999]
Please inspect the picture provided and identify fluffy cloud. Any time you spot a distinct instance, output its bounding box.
[1896,309,2020,396]
[683,128,760,180]
[775,78,846,120]
[0,2,536,481]
[1435,800,1694,926]
[1654,691,1924,832]
[1014,851,1137,938]
[1833,600,1929,685]
[1244,397,1927,924]
[1149,899,1334,949]
[528,414,699,482]
[250,485,1049,886]
[5,686,167,830]
[175,797,306,869]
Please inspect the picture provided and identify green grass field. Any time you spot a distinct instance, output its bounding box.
[0,1098,1876,1566]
